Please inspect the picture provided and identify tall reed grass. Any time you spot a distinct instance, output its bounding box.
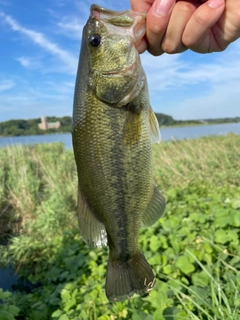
[153,133,240,191]
[0,134,239,244]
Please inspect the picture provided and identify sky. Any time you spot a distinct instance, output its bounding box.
[0,0,239,122]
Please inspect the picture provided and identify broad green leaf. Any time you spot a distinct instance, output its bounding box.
[232,199,240,209]
[163,265,173,275]
[0,290,12,300]
[150,235,159,251]
[230,210,240,227]
[227,230,238,244]
[214,209,231,227]
[63,298,76,312]
[148,254,161,265]
[61,290,71,302]
[153,309,164,320]
[214,229,227,244]
[98,316,111,320]
[6,306,19,316]
[176,256,195,274]
[0,310,15,320]
[192,271,209,287]
[59,315,69,320]
[52,309,63,318]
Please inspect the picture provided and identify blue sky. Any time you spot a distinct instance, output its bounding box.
[0,0,239,122]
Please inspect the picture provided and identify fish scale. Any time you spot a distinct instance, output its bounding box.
[72,4,166,302]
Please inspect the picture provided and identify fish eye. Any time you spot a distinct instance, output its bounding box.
[88,33,101,47]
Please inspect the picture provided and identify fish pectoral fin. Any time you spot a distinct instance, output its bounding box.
[77,186,107,248]
[142,184,166,227]
[123,107,142,145]
[149,108,161,144]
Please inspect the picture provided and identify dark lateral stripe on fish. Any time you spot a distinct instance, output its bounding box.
[107,111,131,259]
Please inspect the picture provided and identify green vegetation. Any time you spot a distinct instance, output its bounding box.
[1,115,240,137]
[0,117,72,137]
[155,114,240,127]
[0,134,240,319]
[0,289,20,320]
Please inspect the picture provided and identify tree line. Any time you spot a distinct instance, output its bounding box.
[0,116,72,137]
[0,114,239,137]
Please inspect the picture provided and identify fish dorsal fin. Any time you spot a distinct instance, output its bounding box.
[77,186,107,248]
[142,184,166,227]
[149,108,161,144]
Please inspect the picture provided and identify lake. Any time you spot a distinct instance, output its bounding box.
[0,122,240,149]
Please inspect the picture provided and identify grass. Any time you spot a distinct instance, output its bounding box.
[152,133,240,191]
[0,143,77,244]
[168,249,240,320]
[0,133,240,319]
[1,133,239,240]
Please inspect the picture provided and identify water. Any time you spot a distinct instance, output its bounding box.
[0,266,18,292]
[0,123,240,149]
[0,133,72,149]
[161,122,240,141]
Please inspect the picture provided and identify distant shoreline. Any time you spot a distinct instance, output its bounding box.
[0,115,239,137]
[0,131,70,138]
[160,121,240,129]
[1,122,240,138]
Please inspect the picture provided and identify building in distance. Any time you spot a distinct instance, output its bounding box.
[38,117,61,130]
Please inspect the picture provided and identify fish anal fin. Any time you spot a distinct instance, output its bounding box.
[142,184,166,227]
[149,108,161,144]
[77,186,107,248]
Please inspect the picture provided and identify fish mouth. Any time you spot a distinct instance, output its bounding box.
[100,50,140,78]
[101,60,138,77]
[90,4,132,18]
[90,4,146,48]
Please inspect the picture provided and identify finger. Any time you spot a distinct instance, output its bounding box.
[218,0,240,45]
[161,0,198,54]
[146,0,176,56]
[182,0,225,53]
[130,0,154,12]
[135,38,148,54]
[130,0,155,53]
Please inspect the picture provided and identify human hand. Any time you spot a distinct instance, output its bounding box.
[130,0,240,55]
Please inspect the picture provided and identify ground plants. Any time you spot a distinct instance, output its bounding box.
[0,289,20,320]
[0,134,240,319]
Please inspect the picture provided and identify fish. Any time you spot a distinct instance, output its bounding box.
[72,4,166,302]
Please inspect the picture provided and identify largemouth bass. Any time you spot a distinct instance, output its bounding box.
[72,4,166,302]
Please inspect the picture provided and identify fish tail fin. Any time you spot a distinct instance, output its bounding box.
[105,251,155,302]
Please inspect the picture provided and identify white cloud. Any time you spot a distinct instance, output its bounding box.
[15,56,31,67]
[0,11,78,75]
[0,79,15,92]
[44,80,75,95]
[142,44,240,94]
[166,80,240,120]
[140,40,240,119]
[57,18,84,39]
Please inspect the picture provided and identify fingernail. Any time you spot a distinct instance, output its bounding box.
[155,0,174,16]
[208,0,224,9]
